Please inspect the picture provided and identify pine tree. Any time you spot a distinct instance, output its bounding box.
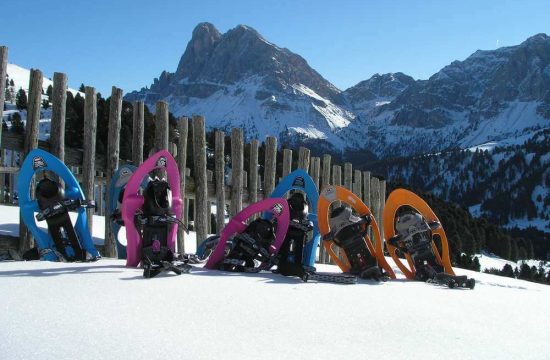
[46,85,53,98]
[42,99,50,110]
[10,112,24,134]
[79,83,85,93]
[9,79,14,87]
[16,89,28,110]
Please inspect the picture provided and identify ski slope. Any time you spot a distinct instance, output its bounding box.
[1,204,549,360]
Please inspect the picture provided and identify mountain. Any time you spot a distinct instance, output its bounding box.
[344,33,550,158]
[126,23,354,151]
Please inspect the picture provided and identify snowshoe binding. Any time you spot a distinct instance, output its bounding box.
[138,178,191,278]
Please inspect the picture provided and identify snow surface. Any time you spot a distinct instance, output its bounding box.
[6,63,81,96]
[1,207,550,359]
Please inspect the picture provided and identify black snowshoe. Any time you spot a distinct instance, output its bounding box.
[138,179,191,278]
[35,177,96,262]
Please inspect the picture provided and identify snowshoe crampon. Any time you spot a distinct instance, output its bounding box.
[383,188,454,280]
[317,185,396,280]
[18,149,100,262]
[205,198,290,272]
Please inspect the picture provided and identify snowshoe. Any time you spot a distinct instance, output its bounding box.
[18,149,100,262]
[265,169,321,267]
[121,151,188,278]
[317,185,396,280]
[383,188,476,288]
[205,198,290,272]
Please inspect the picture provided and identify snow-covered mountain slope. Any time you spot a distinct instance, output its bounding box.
[126,23,354,150]
[345,33,550,158]
[127,25,549,158]
[0,259,549,360]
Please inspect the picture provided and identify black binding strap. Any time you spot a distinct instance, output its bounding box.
[36,199,96,221]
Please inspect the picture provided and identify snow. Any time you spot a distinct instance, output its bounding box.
[6,63,82,97]
[1,206,550,359]
[475,251,550,274]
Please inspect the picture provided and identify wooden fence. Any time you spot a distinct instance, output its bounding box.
[0,45,386,263]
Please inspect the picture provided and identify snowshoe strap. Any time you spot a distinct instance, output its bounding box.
[134,214,189,234]
[36,199,96,221]
[289,219,313,232]
[39,247,67,262]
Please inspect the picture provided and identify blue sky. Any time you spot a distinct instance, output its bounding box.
[2,0,549,95]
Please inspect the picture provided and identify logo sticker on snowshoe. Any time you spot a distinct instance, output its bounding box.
[322,186,337,201]
[292,176,305,188]
[115,168,134,187]
[156,156,167,168]
[271,203,283,215]
[32,156,47,170]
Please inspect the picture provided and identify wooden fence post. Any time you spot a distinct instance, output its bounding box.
[264,136,277,197]
[321,154,331,190]
[104,86,122,258]
[215,130,225,234]
[379,179,386,240]
[83,86,97,230]
[132,101,144,165]
[249,139,259,205]
[230,128,244,216]
[363,171,371,208]
[370,177,380,230]
[155,101,169,152]
[19,69,43,253]
[282,148,292,178]
[310,157,320,190]
[192,115,208,247]
[0,47,7,148]
[176,117,188,252]
[183,168,190,227]
[298,146,310,172]
[344,163,353,190]
[50,72,67,161]
[0,150,5,203]
[353,170,362,199]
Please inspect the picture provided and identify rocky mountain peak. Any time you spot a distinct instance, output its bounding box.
[175,22,222,79]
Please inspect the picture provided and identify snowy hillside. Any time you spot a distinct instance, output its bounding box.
[2,63,83,141]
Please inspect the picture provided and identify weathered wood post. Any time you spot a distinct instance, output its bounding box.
[353,170,362,199]
[183,168,190,227]
[192,115,208,247]
[379,179,386,240]
[155,101,169,152]
[297,146,310,172]
[363,171,371,209]
[264,136,277,198]
[0,150,5,203]
[50,72,67,161]
[330,164,343,263]
[370,177,380,234]
[282,148,292,178]
[82,86,97,230]
[0,47,7,148]
[176,117,188,252]
[310,157,320,190]
[319,154,331,263]
[215,131,225,234]
[321,154,331,190]
[132,101,144,165]
[230,128,244,216]
[344,163,353,190]
[249,139,259,205]
[97,171,104,216]
[19,69,43,253]
[104,86,122,258]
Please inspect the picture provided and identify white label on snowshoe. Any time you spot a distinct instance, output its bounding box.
[322,186,337,201]
[32,156,47,169]
[156,156,167,168]
[271,203,284,215]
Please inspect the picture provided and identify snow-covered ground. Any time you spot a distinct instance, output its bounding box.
[1,206,550,359]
